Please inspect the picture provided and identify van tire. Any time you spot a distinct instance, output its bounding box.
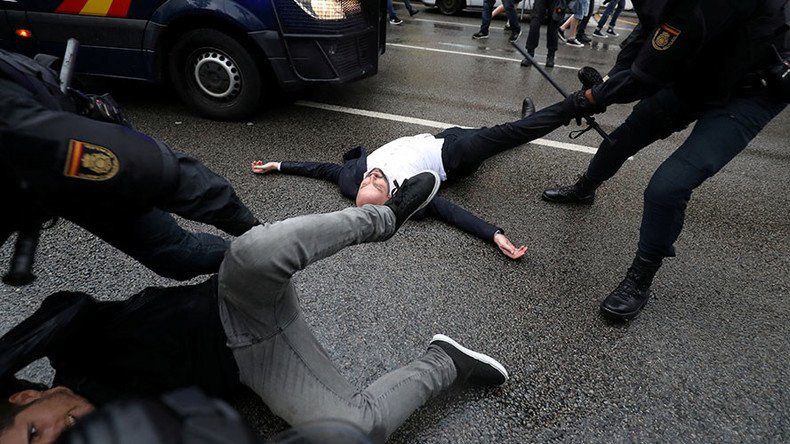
[169,29,262,121]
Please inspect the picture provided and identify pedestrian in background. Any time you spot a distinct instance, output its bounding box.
[575,0,595,43]
[521,0,560,68]
[558,0,589,47]
[593,0,624,38]
[387,0,418,25]
[473,0,522,42]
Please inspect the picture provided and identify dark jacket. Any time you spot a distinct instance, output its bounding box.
[280,146,503,244]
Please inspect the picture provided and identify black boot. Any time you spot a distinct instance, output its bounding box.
[542,174,601,204]
[545,52,555,68]
[520,49,535,67]
[600,255,662,322]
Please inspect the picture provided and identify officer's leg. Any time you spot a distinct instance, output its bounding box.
[639,93,787,260]
[156,151,259,236]
[525,0,547,53]
[218,206,457,441]
[440,101,568,180]
[543,88,696,203]
[68,209,229,280]
[601,92,787,322]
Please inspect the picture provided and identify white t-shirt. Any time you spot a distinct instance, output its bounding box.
[365,134,447,196]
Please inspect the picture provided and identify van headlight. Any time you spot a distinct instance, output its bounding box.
[292,0,362,20]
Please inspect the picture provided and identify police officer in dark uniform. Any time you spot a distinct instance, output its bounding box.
[542,0,790,321]
[0,49,259,282]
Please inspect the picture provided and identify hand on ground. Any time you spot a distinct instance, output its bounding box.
[251,160,280,174]
[494,233,527,260]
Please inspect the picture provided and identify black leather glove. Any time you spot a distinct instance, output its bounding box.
[69,90,133,127]
[562,90,606,125]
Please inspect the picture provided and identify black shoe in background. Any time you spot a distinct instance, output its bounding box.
[521,97,536,119]
[545,52,555,67]
[384,170,440,230]
[520,49,535,67]
[430,334,508,386]
[542,174,601,203]
[576,33,592,44]
[509,29,522,43]
[409,8,419,16]
[600,255,663,322]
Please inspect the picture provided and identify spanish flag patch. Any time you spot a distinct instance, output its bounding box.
[63,139,120,181]
[651,23,681,51]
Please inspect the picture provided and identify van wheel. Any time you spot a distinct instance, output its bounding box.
[437,0,463,15]
[169,29,262,121]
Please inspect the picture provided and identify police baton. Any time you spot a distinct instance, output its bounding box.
[59,38,79,93]
[511,42,612,144]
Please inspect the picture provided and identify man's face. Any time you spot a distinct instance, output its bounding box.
[1,386,94,444]
[355,168,390,206]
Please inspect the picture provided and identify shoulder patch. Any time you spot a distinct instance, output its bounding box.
[63,139,119,181]
[651,23,681,51]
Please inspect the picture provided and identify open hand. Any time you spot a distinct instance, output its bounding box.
[494,233,527,260]
[251,160,280,174]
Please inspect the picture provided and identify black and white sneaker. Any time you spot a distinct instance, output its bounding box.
[430,334,508,386]
[558,29,567,42]
[509,29,522,43]
[389,17,403,25]
[592,28,607,38]
[384,170,440,230]
[472,31,489,40]
[565,38,585,48]
[606,27,619,37]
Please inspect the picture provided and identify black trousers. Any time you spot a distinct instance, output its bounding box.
[525,0,559,53]
[436,102,567,181]
[1,79,257,280]
[585,89,787,260]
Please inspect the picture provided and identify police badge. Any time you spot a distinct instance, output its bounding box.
[652,23,681,51]
[63,139,120,181]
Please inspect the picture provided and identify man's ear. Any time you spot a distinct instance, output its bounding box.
[8,389,43,406]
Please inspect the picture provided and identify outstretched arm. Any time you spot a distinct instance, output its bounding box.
[252,159,343,184]
[426,197,526,260]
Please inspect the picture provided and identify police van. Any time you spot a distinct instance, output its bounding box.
[0,0,386,119]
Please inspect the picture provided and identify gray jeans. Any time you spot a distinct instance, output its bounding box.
[217,205,458,442]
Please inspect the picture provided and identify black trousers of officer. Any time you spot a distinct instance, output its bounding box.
[525,0,559,55]
[1,79,257,280]
[584,88,787,260]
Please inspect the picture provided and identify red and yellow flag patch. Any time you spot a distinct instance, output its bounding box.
[652,23,681,51]
[56,0,132,17]
[63,139,120,181]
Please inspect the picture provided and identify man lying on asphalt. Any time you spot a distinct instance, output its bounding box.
[250,101,567,260]
[0,171,509,444]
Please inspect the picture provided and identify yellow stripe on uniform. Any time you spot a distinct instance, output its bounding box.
[79,0,113,16]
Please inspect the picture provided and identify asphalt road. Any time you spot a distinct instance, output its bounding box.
[2,7,789,443]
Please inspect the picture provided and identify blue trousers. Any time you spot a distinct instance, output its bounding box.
[596,0,624,29]
[586,89,787,260]
[480,0,521,34]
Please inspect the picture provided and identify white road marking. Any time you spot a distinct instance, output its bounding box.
[387,43,580,70]
[296,100,599,155]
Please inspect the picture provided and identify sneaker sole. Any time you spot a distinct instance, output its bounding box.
[473,35,489,40]
[431,334,509,382]
[406,170,441,219]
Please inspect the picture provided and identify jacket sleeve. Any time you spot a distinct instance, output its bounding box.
[424,196,502,244]
[279,161,343,184]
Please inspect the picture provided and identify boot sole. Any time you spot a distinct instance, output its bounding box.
[541,192,594,204]
[599,299,649,322]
